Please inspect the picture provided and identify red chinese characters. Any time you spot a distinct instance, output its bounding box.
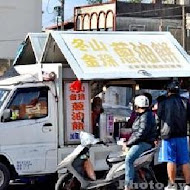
[69,82,86,133]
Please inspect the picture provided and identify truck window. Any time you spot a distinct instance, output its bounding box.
[6,87,48,121]
[0,89,10,108]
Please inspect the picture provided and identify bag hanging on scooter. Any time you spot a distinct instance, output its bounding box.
[83,159,96,181]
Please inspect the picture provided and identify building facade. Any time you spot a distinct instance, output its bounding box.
[0,0,42,75]
[74,2,116,31]
[74,1,190,54]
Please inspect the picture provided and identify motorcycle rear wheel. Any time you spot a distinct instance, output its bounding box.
[55,173,80,190]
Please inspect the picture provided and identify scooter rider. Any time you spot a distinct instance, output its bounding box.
[124,95,157,190]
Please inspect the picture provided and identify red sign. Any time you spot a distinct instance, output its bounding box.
[65,82,90,142]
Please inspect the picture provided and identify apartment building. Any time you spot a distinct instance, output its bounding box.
[0,0,42,75]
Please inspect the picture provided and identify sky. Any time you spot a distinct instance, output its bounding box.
[42,0,88,28]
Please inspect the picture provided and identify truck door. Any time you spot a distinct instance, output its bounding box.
[0,86,57,174]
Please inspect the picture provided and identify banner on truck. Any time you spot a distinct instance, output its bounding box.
[64,82,90,143]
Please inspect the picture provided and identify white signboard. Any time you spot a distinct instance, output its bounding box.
[62,33,188,72]
[49,31,190,79]
[64,82,90,143]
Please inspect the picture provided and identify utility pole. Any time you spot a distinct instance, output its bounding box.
[61,0,65,30]
[182,5,187,50]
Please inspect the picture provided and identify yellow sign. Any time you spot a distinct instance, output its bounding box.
[53,32,190,79]
[71,38,181,70]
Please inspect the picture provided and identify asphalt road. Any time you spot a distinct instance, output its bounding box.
[7,182,118,190]
[8,184,55,190]
[8,183,34,190]
[8,181,55,190]
[7,174,57,190]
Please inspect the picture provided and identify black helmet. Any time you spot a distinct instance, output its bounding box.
[167,81,180,93]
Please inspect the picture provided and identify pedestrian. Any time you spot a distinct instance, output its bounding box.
[91,97,104,138]
[124,95,157,190]
[152,95,166,116]
[151,94,168,186]
[157,81,190,190]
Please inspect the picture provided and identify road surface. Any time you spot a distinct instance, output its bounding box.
[8,180,55,190]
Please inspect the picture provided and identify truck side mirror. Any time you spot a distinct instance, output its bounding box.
[1,109,12,122]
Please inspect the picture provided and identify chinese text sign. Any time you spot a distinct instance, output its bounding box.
[65,82,90,143]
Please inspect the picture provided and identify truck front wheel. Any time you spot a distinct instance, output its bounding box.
[0,163,10,190]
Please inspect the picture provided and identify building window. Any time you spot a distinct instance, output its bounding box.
[129,24,146,31]
[106,10,114,31]
[90,12,98,30]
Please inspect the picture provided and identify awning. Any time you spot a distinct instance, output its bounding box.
[41,31,190,80]
[13,33,48,66]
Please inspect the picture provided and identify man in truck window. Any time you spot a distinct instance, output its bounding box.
[157,81,190,190]
[124,95,157,190]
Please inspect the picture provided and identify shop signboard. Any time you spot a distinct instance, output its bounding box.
[50,31,190,79]
[64,82,90,143]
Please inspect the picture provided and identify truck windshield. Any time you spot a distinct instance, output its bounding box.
[0,89,10,108]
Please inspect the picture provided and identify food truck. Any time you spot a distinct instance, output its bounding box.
[0,31,190,189]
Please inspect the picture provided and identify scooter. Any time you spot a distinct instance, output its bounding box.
[55,132,158,190]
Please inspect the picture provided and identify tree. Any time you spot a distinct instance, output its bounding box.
[86,0,103,4]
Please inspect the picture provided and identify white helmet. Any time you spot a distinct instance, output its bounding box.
[134,95,149,108]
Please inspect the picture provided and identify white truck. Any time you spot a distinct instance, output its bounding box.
[0,31,190,189]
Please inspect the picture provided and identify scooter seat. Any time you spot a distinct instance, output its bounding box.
[106,151,125,164]
[139,147,158,158]
[134,147,158,169]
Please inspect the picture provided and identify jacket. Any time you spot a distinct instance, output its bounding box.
[157,94,190,139]
[127,109,157,147]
